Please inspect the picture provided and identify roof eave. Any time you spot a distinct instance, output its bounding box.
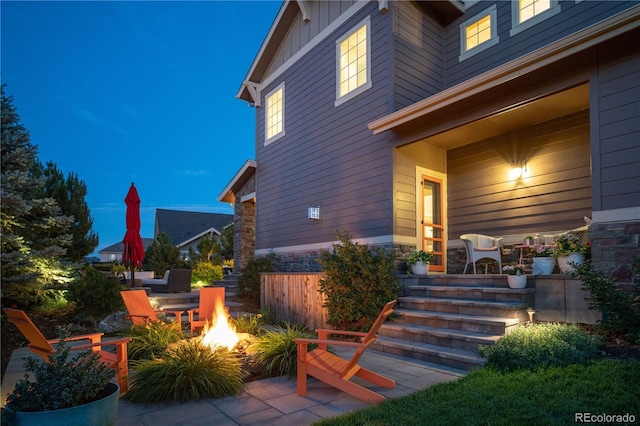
[218,159,257,203]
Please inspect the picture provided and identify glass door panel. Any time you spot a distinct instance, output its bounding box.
[422,176,444,272]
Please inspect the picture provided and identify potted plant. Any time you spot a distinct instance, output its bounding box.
[405,250,434,275]
[502,264,527,288]
[524,235,534,246]
[531,245,555,275]
[2,329,120,426]
[553,234,587,273]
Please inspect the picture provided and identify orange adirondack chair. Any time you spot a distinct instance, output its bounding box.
[187,287,225,336]
[295,300,397,404]
[3,308,131,394]
[120,289,184,325]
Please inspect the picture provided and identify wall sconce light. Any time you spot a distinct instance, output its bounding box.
[308,206,320,220]
[509,162,530,180]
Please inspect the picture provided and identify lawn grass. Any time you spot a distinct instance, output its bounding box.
[317,359,640,425]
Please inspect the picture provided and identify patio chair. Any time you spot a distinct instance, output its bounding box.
[2,308,131,394]
[187,286,225,337]
[460,233,503,274]
[120,289,185,325]
[294,300,397,404]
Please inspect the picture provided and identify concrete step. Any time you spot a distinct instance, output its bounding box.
[379,322,500,353]
[407,285,534,304]
[371,336,486,371]
[393,308,520,335]
[403,274,511,288]
[398,296,529,322]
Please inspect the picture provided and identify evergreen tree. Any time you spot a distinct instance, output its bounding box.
[188,233,222,266]
[144,232,185,276]
[32,160,99,261]
[1,85,74,306]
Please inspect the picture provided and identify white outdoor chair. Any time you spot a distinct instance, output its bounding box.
[460,234,503,274]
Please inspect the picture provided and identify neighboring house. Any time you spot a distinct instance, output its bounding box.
[154,209,233,259]
[230,0,639,277]
[99,210,233,262]
[98,238,155,263]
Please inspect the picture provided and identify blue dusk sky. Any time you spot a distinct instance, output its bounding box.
[1,0,282,256]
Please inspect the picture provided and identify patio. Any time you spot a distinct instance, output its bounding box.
[2,345,464,425]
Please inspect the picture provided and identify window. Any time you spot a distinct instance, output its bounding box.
[518,0,550,24]
[336,17,371,106]
[510,0,560,36]
[265,83,284,145]
[459,5,499,61]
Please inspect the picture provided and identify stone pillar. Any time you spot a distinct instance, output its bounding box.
[233,174,256,274]
[589,221,640,282]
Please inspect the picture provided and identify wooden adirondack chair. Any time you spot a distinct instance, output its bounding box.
[120,289,184,325]
[3,308,131,394]
[295,300,397,404]
[187,287,225,336]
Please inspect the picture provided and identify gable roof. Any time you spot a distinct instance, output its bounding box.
[154,209,233,246]
[99,238,155,254]
[218,159,257,203]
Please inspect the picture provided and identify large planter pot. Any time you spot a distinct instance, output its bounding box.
[557,252,585,274]
[411,261,429,275]
[507,274,527,289]
[5,383,119,426]
[532,257,555,275]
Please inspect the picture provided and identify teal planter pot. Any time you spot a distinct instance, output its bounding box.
[5,383,119,426]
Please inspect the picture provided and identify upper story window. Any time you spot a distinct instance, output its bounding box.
[459,5,499,61]
[335,17,372,107]
[265,83,284,145]
[510,0,560,37]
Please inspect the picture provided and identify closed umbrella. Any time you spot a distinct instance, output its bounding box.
[122,183,144,286]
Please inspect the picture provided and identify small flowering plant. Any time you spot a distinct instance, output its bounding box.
[553,233,587,256]
[532,245,554,257]
[503,264,525,275]
[405,250,434,265]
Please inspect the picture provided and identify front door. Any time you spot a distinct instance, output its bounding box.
[422,175,444,272]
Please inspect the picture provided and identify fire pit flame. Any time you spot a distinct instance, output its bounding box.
[201,298,239,351]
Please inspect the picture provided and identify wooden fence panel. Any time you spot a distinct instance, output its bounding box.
[260,273,328,329]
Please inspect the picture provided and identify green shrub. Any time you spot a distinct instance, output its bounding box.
[125,339,243,403]
[65,266,125,321]
[126,320,184,360]
[5,328,115,412]
[319,230,399,331]
[576,260,640,337]
[479,323,600,371]
[237,253,276,302]
[247,323,316,377]
[231,313,266,336]
[191,262,223,286]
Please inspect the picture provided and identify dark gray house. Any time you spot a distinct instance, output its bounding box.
[230,0,639,277]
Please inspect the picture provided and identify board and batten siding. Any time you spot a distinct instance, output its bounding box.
[447,111,592,239]
[443,1,637,90]
[255,2,394,251]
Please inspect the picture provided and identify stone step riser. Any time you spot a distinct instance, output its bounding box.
[394,312,517,335]
[404,276,509,288]
[370,341,482,371]
[399,300,529,322]
[378,326,495,353]
[408,288,533,304]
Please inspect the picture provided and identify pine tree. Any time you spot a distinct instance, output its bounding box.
[144,232,185,276]
[1,85,74,305]
[32,160,99,261]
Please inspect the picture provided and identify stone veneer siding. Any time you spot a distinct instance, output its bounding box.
[233,174,256,274]
[589,220,640,283]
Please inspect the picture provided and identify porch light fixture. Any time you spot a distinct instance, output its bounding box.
[509,162,529,180]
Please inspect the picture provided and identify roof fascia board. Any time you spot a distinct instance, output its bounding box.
[237,0,371,103]
[217,159,257,202]
[177,227,221,248]
[368,4,640,134]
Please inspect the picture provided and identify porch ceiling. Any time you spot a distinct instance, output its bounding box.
[418,84,589,149]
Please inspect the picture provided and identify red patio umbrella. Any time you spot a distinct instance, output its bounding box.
[122,183,145,286]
